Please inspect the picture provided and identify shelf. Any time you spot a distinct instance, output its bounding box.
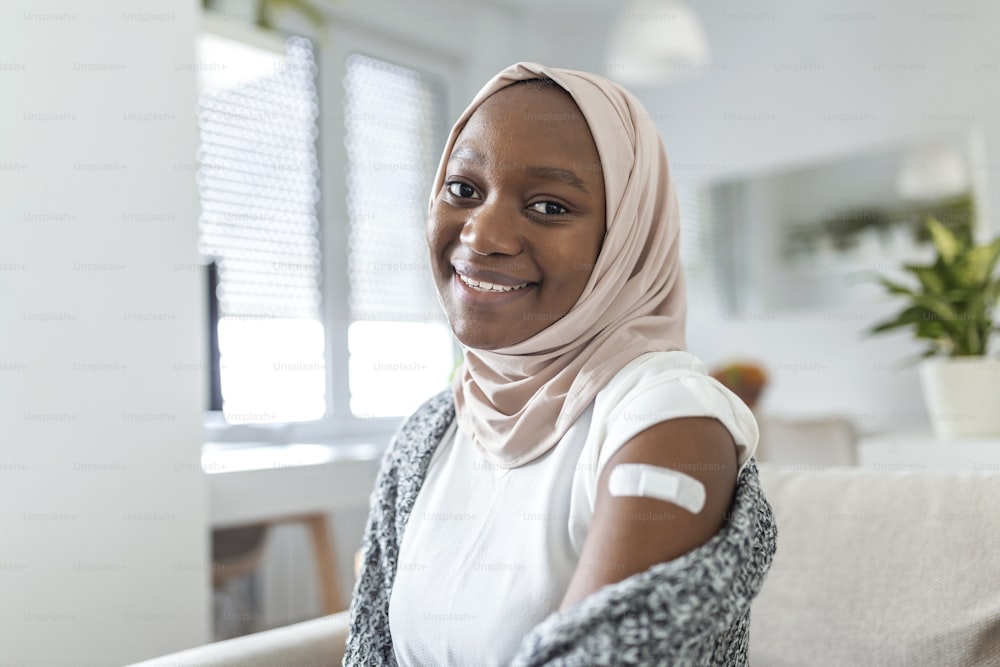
[858,431,1000,472]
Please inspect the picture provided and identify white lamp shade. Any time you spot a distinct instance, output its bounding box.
[605,0,710,86]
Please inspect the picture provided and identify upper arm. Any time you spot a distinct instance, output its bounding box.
[559,416,738,610]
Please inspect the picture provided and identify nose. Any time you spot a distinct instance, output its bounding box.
[459,197,521,256]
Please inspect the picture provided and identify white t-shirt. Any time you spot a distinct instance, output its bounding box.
[388,351,758,667]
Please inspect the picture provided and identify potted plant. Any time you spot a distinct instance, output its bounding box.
[869,217,1000,438]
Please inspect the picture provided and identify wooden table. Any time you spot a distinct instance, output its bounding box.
[204,441,382,614]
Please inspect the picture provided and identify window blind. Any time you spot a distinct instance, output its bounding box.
[343,53,446,323]
[198,35,322,320]
[196,34,326,423]
[342,53,455,418]
[677,178,716,303]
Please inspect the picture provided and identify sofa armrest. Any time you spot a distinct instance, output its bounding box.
[125,611,348,667]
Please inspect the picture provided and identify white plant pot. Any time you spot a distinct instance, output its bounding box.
[919,357,1000,439]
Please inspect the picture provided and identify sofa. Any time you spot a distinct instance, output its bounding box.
[128,464,1000,666]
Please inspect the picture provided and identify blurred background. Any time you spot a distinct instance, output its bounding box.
[3,0,999,663]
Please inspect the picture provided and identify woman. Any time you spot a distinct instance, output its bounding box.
[345,62,777,666]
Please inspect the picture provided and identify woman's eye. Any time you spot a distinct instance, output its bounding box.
[446,182,478,199]
[528,201,569,216]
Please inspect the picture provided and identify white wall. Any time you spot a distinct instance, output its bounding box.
[632,0,1000,432]
[0,1,210,664]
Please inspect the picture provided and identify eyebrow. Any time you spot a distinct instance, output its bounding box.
[448,146,485,166]
[525,166,590,194]
[448,147,591,194]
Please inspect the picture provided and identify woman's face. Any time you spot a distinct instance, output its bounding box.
[427,83,606,350]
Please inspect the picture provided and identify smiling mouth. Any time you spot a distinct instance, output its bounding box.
[457,272,531,293]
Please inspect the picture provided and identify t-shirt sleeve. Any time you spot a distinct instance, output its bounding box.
[591,351,760,479]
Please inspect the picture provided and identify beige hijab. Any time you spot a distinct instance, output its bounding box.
[431,62,687,469]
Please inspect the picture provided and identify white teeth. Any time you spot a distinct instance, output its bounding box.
[458,273,529,293]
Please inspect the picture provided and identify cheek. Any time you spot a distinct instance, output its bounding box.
[425,205,452,265]
[557,229,603,285]
[576,221,605,281]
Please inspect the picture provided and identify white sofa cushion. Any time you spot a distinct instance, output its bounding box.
[751,465,1000,666]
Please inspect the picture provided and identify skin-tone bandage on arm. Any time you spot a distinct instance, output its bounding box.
[607,463,707,514]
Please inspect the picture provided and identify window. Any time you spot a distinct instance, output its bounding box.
[677,178,718,310]
[196,19,460,437]
[342,54,455,418]
[197,30,326,424]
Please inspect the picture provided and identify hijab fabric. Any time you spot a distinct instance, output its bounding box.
[431,62,687,469]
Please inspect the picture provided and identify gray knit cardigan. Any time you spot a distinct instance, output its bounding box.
[344,389,778,666]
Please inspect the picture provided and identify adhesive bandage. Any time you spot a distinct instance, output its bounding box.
[608,463,706,514]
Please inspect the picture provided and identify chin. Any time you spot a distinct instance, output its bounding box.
[455,332,504,351]
[451,322,517,351]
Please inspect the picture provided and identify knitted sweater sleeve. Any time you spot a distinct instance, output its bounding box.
[343,390,455,666]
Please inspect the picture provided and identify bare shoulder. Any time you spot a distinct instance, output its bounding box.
[559,417,738,610]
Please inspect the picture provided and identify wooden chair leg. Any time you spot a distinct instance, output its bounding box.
[302,513,344,614]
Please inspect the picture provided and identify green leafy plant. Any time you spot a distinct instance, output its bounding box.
[202,0,327,32]
[869,217,1000,357]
